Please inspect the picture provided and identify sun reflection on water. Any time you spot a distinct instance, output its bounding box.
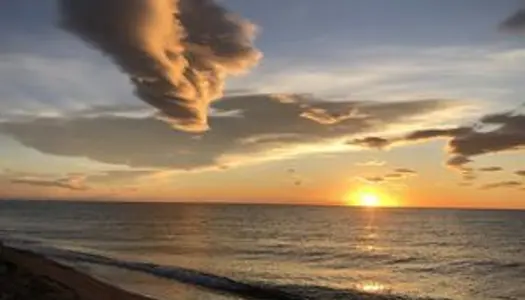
[357,282,386,293]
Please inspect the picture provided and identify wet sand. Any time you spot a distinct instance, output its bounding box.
[0,242,156,300]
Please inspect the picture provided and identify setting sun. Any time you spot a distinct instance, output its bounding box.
[345,187,399,207]
[359,193,381,207]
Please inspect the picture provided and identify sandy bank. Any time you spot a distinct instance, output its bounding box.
[0,242,157,300]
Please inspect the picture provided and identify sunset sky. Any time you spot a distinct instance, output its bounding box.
[1,0,524,208]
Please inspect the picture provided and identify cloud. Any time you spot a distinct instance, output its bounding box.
[10,174,88,191]
[500,8,525,33]
[349,127,472,151]
[480,181,522,190]
[442,111,525,168]
[459,167,474,174]
[300,107,367,125]
[360,167,417,184]
[448,113,525,158]
[394,168,417,174]
[350,128,468,151]
[478,166,503,172]
[352,109,525,170]
[69,104,153,118]
[356,160,386,167]
[462,174,477,181]
[362,176,385,184]
[0,94,463,171]
[352,137,391,150]
[446,155,473,169]
[1,168,154,195]
[59,0,261,132]
[515,170,525,177]
[404,127,471,141]
[229,44,525,106]
[384,173,403,179]
[386,169,418,180]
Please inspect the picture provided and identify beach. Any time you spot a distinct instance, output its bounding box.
[0,242,155,300]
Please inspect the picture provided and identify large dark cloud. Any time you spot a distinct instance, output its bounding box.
[500,8,525,33]
[448,113,525,158]
[0,94,462,170]
[59,0,260,132]
[516,170,525,177]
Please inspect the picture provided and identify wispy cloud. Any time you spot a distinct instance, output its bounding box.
[351,137,391,150]
[229,46,525,108]
[10,174,88,191]
[360,176,385,184]
[462,174,477,182]
[0,53,135,120]
[356,160,386,167]
[357,167,418,185]
[394,168,417,174]
[480,181,522,190]
[478,166,503,172]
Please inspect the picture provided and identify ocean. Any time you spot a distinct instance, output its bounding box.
[0,200,524,300]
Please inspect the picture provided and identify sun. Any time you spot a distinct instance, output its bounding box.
[359,193,380,207]
[344,187,398,207]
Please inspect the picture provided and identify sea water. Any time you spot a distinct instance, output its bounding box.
[0,200,524,300]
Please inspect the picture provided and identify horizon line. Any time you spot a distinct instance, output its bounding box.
[1,198,524,212]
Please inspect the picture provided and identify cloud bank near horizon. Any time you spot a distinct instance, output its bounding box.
[0,94,465,172]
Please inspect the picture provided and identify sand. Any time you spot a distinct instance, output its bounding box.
[0,242,157,300]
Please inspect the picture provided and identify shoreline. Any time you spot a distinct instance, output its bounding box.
[0,242,157,300]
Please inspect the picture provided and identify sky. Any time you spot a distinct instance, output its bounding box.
[0,0,524,208]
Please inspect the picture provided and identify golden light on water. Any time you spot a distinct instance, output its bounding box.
[358,282,386,293]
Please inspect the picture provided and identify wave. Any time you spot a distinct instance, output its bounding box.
[406,259,524,277]
[448,259,524,269]
[3,238,442,300]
